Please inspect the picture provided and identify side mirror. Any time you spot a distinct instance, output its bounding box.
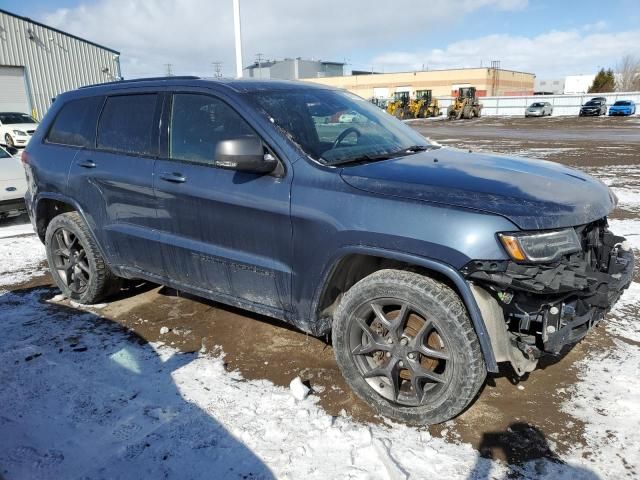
[214,137,278,175]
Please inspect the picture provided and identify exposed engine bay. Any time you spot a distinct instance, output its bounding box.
[464,218,635,375]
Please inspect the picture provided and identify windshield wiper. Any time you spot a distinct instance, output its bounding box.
[326,153,393,167]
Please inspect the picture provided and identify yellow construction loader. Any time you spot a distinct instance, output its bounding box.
[412,90,440,118]
[386,91,411,119]
[387,90,440,119]
[447,87,482,120]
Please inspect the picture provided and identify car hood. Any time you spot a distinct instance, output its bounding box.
[339,147,616,230]
[0,155,25,180]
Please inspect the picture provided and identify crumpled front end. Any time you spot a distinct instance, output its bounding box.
[464,219,634,374]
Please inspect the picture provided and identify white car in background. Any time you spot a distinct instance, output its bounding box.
[0,112,39,149]
[0,145,27,219]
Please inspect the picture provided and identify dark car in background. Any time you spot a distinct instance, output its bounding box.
[608,100,636,116]
[23,77,634,425]
[579,98,607,116]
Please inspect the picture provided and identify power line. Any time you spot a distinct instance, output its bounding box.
[255,53,264,79]
[212,61,223,78]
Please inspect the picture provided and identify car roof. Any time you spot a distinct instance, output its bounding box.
[73,76,336,97]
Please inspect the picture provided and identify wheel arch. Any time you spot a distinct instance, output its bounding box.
[33,194,110,265]
[313,245,499,372]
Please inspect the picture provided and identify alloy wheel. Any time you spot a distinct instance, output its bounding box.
[349,299,453,407]
[51,228,90,294]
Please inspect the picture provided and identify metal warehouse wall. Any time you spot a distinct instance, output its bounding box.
[436,92,640,116]
[0,9,120,119]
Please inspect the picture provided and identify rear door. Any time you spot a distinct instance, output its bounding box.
[68,92,164,275]
[153,91,293,312]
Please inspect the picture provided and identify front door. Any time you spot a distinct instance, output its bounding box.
[154,92,293,312]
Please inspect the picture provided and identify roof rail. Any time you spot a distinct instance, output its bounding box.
[79,75,201,89]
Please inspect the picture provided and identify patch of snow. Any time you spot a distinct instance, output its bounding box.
[608,219,640,251]
[607,281,640,343]
[562,338,640,479]
[0,234,46,286]
[0,221,35,238]
[289,376,310,401]
[612,188,640,212]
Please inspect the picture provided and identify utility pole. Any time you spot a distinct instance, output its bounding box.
[164,63,173,76]
[212,61,223,78]
[233,0,243,78]
[255,53,264,79]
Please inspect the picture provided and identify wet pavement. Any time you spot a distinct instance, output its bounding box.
[4,115,639,465]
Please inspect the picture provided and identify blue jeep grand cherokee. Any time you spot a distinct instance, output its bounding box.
[24,77,634,424]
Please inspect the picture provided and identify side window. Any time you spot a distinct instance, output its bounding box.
[169,93,257,165]
[97,94,158,155]
[46,96,103,147]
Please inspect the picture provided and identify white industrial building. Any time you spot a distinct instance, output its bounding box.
[0,8,121,119]
[244,58,344,80]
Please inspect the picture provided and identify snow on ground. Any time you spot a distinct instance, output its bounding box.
[0,232,46,286]
[608,219,640,252]
[0,287,606,480]
[607,281,640,343]
[562,338,640,480]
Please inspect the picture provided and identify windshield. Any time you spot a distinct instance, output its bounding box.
[0,113,36,124]
[247,89,436,166]
[530,103,544,107]
[614,101,631,106]
[584,101,600,106]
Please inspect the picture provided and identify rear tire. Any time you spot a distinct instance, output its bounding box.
[332,269,486,425]
[45,212,121,304]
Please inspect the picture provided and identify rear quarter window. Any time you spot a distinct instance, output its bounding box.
[46,96,104,147]
[97,94,159,156]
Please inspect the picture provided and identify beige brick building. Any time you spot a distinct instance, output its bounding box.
[304,67,535,99]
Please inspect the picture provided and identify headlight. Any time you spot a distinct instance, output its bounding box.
[498,229,581,263]
[12,130,27,137]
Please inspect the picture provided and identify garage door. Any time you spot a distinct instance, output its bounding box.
[0,66,30,113]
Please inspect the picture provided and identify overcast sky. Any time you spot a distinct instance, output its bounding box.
[3,0,640,79]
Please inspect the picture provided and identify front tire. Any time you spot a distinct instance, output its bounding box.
[45,212,121,304]
[332,269,486,425]
[5,134,14,148]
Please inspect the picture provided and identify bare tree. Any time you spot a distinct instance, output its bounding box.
[616,54,640,92]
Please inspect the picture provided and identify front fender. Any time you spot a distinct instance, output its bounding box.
[313,245,499,373]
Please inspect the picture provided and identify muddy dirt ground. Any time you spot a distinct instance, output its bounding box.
[7,115,639,465]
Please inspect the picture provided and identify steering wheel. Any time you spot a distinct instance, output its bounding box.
[332,127,362,149]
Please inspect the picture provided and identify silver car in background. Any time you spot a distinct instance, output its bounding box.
[525,101,553,117]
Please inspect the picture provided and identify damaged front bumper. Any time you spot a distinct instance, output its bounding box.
[463,219,635,374]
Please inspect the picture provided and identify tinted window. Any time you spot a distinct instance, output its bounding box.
[614,101,631,106]
[169,93,257,165]
[0,113,36,124]
[47,96,103,147]
[97,94,158,155]
[0,147,10,159]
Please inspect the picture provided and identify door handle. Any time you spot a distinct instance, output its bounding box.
[159,172,186,183]
[77,160,96,169]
